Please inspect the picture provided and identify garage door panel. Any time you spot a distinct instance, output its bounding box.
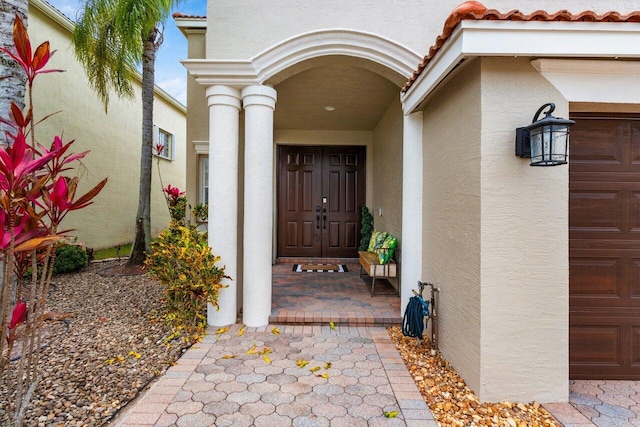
[570,125,623,164]
[570,324,621,365]
[570,190,623,231]
[570,257,620,297]
[632,327,640,366]
[631,260,640,299]
[631,192,640,231]
[570,116,640,379]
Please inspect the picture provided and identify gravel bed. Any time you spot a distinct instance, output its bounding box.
[1,261,190,427]
[387,326,561,427]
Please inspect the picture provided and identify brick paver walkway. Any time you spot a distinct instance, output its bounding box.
[113,324,437,426]
[544,380,640,426]
[270,260,401,326]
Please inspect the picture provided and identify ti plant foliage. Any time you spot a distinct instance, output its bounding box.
[0,15,106,426]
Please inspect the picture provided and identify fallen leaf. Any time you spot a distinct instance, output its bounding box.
[271,327,280,335]
[384,411,398,418]
[329,321,335,330]
[262,354,271,364]
[215,326,229,335]
[222,354,237,359]
[128,351,141,359]
[309,366,321,373]
[238,325,246,336]
[316,373,329,379]
[261,347,272,355]
[246,344,257,354]
[297,358,309,368]
[324,362,332,369]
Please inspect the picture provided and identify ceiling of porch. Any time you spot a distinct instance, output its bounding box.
[270,57,401,131]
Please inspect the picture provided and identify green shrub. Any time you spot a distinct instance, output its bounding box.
[53,245,89,275]
[359,205,374,251]
[145,225,228,339]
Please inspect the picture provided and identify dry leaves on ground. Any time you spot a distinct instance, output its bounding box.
[387,326,561,427]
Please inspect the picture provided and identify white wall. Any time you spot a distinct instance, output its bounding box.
[29,1,186,249]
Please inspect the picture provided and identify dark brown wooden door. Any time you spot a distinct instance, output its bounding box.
[277,146,365,258]
[569,115,640,379]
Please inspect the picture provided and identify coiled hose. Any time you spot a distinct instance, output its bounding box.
[402,295,428,338]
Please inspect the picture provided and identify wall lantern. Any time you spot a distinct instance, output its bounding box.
[515,103,575,166]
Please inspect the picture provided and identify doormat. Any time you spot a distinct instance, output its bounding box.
[293,264,348,273]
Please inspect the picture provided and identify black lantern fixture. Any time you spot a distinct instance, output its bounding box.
[515,103,575,166]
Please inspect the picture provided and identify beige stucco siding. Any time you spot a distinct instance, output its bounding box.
[372,97,403,237]
[29,3,186,249]
[206,0,451,59]
[371,97,403,289]
[479,57,568,402]
[422,60,482,393]
[205,0,639,61]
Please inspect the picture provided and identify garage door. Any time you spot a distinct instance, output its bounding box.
[570,115,640,379]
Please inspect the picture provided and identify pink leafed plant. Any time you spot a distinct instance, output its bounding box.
[0,15,107,426]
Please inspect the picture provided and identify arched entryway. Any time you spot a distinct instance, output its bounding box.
[185,29,422,327]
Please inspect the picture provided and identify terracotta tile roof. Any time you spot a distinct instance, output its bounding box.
[402,1,640,92]
[172,12,206,19]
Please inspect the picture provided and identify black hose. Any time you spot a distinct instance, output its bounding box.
[402,296,425,338]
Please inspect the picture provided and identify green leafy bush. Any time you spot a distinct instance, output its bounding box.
[359,205,374,251]
[145,225,228,338]
[53,245,89,275]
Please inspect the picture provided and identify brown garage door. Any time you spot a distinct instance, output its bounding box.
[570,115,640,379]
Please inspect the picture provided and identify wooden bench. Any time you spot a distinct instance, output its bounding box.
[358,249,397,296]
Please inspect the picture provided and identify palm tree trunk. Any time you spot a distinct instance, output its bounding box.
[0,0,27,136]
[129,29,158,265]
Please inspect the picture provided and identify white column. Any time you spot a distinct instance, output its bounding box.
[206,85,241,327]
[241,85,277,327]
[401,111,424,315]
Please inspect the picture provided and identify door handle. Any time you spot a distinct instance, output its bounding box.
[323,215,327,229]
[316,215,320,229]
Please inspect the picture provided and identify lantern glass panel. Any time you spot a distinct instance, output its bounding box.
[529,124,569,166]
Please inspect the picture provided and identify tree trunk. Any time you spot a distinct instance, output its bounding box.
[0,0,27,137]
[128,29,158,266]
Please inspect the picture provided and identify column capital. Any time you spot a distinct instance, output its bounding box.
[241,85,277,110]
[206,85,241,109]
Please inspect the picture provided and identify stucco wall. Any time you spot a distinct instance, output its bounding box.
[371,98,403,289]
[422,60,482,393]
[29,3,186,249]
[371,97,403,236]
[205,1,638,61]
[479,57,568,402]
[206,0,451,59]
[422,61,481,391]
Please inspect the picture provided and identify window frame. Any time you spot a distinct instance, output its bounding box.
[153,126,175,161]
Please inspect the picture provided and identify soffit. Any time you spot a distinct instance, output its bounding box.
[273,62,398,131]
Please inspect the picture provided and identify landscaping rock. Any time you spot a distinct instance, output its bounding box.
[387,326,561,427]
[0,261,190,427]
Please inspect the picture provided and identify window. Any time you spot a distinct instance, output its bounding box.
[154,126,175,160]
[199,156,209,205]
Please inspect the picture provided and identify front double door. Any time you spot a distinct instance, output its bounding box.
[278,145,365,258]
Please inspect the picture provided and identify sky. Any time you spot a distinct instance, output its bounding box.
[44,0,208,105]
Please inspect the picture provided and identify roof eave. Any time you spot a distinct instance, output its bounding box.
[401,20,640,114]
[175,16,207,38]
